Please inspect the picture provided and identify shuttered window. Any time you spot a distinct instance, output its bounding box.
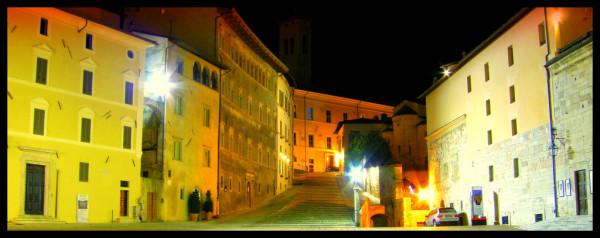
[123,126,132,149]
[82,70,93,95]
[79,162,89,182]
[33,108,45,135]
[174,141,181,160]
[36,57,48,85]
[125,82,134,105]
[81,118,91,142]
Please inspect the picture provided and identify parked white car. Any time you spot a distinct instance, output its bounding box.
[424,207,460,226]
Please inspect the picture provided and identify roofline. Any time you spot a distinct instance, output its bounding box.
[219,8,289,74]
[418,7,532,100]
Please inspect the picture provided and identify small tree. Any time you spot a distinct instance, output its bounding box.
[202,190,213,213]
[345,133,395,172]
[188,189,201,214]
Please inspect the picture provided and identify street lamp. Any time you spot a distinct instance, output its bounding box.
[349,165,363,227]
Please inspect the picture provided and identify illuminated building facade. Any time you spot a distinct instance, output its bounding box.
[133,32,222,222]
[115,7,292,216]
[7,7,155,223]
[276,74,294,195]
[419,7,592,226]
[294,89,394,173]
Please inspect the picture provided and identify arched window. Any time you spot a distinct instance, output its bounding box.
[210,71,218,90]
[193,62,201,82]
[202,67,209,86]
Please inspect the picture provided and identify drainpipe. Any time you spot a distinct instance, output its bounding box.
[543,7,559,218]
[214,12,224,217]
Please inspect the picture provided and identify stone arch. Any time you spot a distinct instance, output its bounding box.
[370,213,389,227]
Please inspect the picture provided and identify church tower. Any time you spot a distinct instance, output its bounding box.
[278,15,311,89]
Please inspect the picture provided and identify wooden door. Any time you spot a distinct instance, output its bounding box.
[120,190,128,216]
[147,192,158,221]
[25,164,45,215]
[575,170,588,215]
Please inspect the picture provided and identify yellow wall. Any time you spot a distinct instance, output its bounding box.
[276,74,294,194]
[7,7,153,223]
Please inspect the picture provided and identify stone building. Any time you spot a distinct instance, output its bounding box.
[134,32,223,222]
[112,7,293,216]
[276,73,295,195]
[546,30,593,217]
[418,7,592,226]
[7,7,155,223]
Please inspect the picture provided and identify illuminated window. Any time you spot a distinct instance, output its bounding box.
[538,22,546,46]
[307,107,313,120]
[507,45,514,67]
[509,85,515,103]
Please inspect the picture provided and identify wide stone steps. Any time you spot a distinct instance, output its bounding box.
[247,172,354,227]
[11,215,66,224]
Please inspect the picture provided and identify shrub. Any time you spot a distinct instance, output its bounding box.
[188,189,201,214]
[202,190,213,213]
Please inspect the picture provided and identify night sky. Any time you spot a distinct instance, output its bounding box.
[235,4,524,106]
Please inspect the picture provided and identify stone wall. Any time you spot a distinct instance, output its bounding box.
[548,38,593,216]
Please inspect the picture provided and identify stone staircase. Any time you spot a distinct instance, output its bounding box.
[11,215,66,224]
[518,215,593,230]
[248,172,354,228]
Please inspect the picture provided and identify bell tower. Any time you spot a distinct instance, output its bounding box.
[278,15,311,89]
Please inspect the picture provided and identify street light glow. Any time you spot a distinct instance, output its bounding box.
[443,68,451,77]
[145,72,175,97]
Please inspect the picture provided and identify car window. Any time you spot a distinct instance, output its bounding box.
[439,208,456,213]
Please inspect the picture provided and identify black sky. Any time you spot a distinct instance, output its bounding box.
[235,4,524,105]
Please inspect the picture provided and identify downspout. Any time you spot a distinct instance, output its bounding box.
[543,7,559,218]
[215,12,224,217]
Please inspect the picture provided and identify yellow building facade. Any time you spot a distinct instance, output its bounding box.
[419,7,592,226]
[7,7,155,223]
[293,89,394,173]
[276,74,294,195]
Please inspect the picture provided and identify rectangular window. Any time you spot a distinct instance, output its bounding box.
[175,96,182,115]
[204,109,210,126]
[33,108,45,136]
[467,76,472,93]
[85,33,93,50]
[176,57,183,75]
[174,141,181,160]
[326,110,331,123]
[82,70,93,95]
[204,150,210,167]
[125,82,134,105]
[307,107,313,120]
[79,162,89,182]
[507,45,514,66]
[511,119,518,136]
[123,126,132,149]
[40,17,48,36]
[293,132,297,146]
[327,137,331,149]
[36,57,48,85]
[489,165,494,182]
[514,158,519,178]
[343,113,348,121]
[538,22,546,46]
[487,130,493,145]
[484,62,490,82]
[308,134,314,147]
[509,85,516,103]
[81,118,91,143]
[486,99,491,116]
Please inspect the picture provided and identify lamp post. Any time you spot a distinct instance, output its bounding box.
[349,166,362,227]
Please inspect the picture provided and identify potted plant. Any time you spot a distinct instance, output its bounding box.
[202,190,213,220]
[188,189,201,221]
